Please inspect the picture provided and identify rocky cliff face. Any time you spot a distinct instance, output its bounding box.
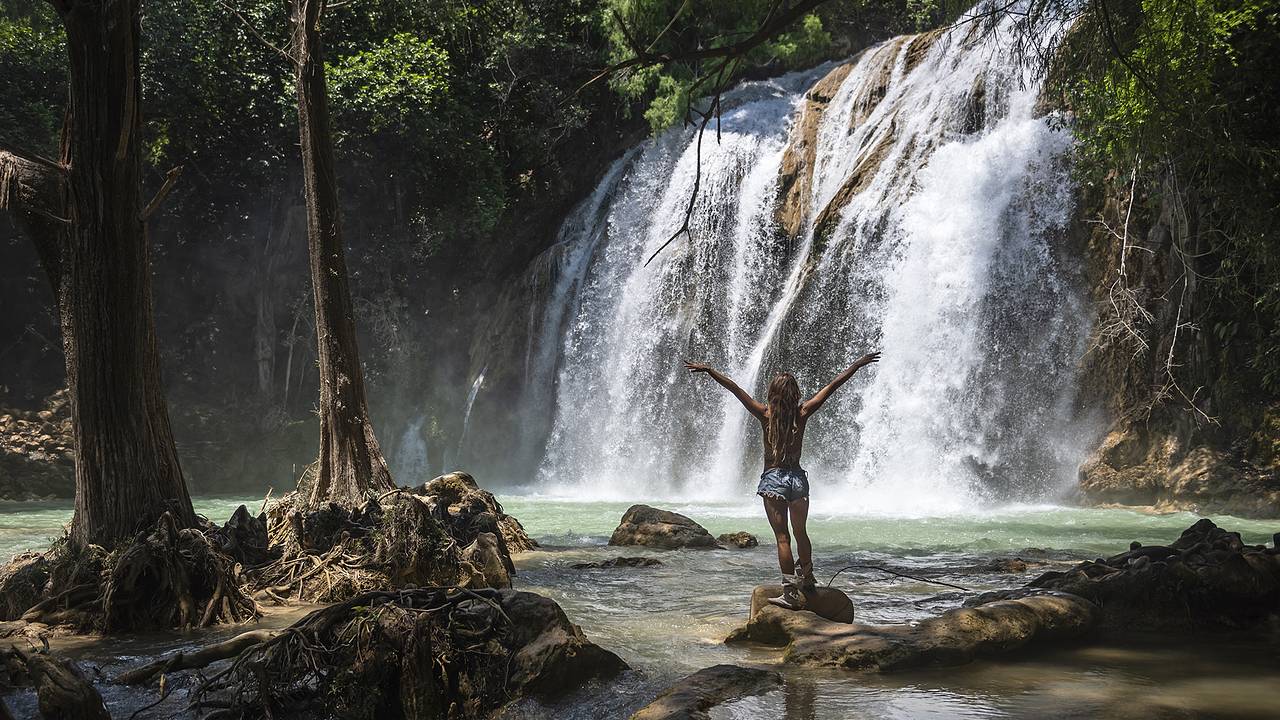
[1074,172,1280,517]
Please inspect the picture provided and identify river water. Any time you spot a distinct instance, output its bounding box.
[3,498,1277,719]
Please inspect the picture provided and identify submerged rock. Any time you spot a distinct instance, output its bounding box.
[983,558,1035,573]
[717,532,759,549]
[1,647,109,720]
[609,505,719,550]
[726,590,1098,671]
[572,556,663,569]
[750,584,855,624]
[1014,518,1280,630]
[630,664,782,720]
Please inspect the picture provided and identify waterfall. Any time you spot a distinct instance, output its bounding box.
[455,366,487,462]
[519,8,1090,512]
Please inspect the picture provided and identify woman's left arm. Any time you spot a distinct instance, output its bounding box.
[800,352,880,417]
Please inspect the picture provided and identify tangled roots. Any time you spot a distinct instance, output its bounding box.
[250,483,517,604]
[0,512,260,634]
[102,512,260,632]
[191,587,626,720]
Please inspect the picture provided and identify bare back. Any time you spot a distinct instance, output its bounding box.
[760,409,807,470]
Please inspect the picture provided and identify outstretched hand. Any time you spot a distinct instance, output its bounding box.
[684,361,712,374]
[856,351,882,368]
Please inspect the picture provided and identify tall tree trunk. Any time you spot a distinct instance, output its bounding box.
[290,0,394,507]
[53,0,195,546]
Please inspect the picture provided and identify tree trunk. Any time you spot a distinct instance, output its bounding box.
[290,0,394,507]
[52,0,195,546]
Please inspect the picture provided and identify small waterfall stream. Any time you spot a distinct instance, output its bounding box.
[492,10,1091,511]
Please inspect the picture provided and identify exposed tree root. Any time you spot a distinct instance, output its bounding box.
[1,647,109,720]
[417,472,539,554]
[102,512,260,632]
[181,587,625,719]
[115,629,281,686]
[250,473,531,604]
[0,512,261,634]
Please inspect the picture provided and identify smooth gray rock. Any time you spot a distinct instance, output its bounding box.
[609,505,719,550]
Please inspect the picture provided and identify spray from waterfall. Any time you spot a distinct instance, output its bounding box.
[392,413,430,482]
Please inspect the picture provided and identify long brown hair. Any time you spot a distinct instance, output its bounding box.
[766,373,801,460]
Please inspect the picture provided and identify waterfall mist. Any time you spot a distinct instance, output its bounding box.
[476,9,1093,513]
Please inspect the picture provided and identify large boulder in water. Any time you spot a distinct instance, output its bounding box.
[726,590,1098,671]
[630,664,782,720]
[980,518,1280,630]
[609,505,719,550]
[750,584,855,624]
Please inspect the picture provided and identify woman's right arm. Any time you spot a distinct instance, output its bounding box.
[685,362,766,418]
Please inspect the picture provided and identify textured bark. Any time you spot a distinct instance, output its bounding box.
[290,0,394,508]
[52,0,196,546]
[0,148,67,293]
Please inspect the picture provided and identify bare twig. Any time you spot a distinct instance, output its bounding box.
[212,0,295,64]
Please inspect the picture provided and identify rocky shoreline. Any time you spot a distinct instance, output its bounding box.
[0,391,73,501]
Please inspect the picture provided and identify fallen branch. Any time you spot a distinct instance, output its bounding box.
[826,564,971,592]
[114,629,280,685]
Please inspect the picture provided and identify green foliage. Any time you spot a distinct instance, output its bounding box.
[1055,0,1280,397]
[603,0,834,132]
[0,6,64,156]
[602,0,948,133]
[327,34,450,136]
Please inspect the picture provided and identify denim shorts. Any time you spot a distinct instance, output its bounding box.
[757,467,809,502]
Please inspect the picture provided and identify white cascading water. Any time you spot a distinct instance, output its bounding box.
[454,366,487,460]
[517,8,1091,512]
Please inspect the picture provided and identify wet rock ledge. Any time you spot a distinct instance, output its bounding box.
[727,518,1280,672]
[727,589,1096,671]
[975,518,1280,630]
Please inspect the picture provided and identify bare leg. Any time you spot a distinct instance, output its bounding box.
[788,497,812,578]
[762,496,794,575]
